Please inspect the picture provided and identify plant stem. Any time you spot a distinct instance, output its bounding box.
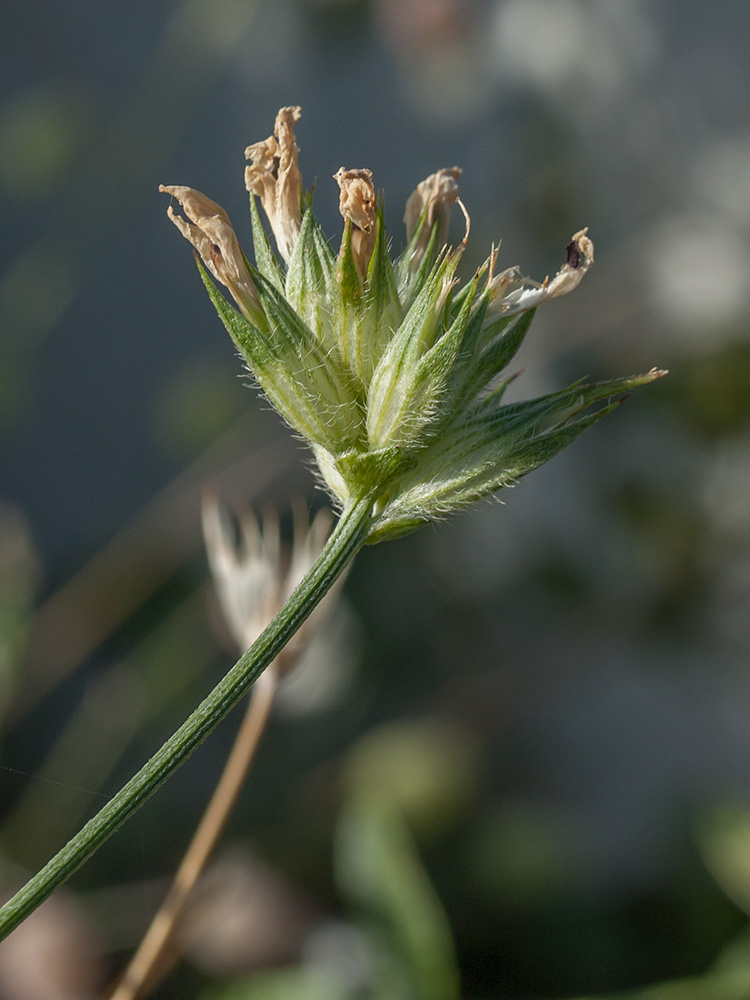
[0,494,375,942]
[110,664,279,1000]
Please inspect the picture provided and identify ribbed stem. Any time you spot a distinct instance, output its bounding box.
[0,494,375,941]
[109,665,279,1000]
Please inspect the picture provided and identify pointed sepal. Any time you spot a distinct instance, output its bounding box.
[285,203,337,351]
[367,370,666,542]
[249,194,285,293]
[199,261,364,451]
[366,251,462,449]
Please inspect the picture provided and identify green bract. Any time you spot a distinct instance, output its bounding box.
[161,107,663,542]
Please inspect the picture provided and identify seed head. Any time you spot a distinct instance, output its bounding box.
[202,494,341,672]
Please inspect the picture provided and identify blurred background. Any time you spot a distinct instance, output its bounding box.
[1,1,750,998]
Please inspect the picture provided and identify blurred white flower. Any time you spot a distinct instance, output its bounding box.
[178,850,314,974]
[201,495,344,680]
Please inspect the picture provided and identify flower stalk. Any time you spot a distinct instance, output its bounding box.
[109,665,279,1000]
[108,500,341,1000]
[0,492,376,942]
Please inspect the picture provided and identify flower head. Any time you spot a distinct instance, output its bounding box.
[162,108,663,542]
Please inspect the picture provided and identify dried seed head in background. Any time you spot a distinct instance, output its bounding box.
[201,496,343,676]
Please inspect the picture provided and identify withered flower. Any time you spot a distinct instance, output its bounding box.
[244,106,303,263]
[159,185,262,324]
[403,166,462,273]
[334,167,378,278]
[487,228,595,317]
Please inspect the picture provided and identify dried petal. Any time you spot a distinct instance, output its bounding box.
[245,106,303,263]
[334,167,377,278]
[159,185,262,322]
[487,228,595,316]
[404,166,462,247]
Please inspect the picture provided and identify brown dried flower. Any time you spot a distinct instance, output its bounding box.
[333,166,378,278]
[159,185,262,322]
[244,106,303,263]
[487,228,595,316]
[403,166,462,270]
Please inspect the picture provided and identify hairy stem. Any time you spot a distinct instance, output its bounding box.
[110,665,279,1000]
[0,494,375,941]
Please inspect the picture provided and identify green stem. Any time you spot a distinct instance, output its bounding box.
[0,493,375,941]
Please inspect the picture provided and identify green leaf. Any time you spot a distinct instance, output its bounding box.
[457,308,536,404]
[436,291,490,414]
[376,271,480,450]
[502,371,655,442]
[337,218,363,303]
[369,371,665,539]
[336,793,460,1000]
[372,404,618,541]
[395,213,441,307]
[356,203,403,387]
[333,219,367,386]
[252,270,365,445]
[336,445,414,500]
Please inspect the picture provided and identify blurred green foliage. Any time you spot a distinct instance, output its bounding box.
[201,789,460,1000]
[659,343,750,440]
[0,85,91,203]
[154,358,248,461]
[0,507,38,718]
